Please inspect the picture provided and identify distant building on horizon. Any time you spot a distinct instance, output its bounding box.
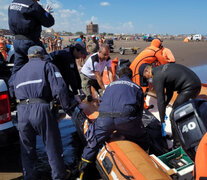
[86,21,98,35]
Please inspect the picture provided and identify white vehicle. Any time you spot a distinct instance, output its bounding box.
[0,64,18,146]
[188,34,202,41]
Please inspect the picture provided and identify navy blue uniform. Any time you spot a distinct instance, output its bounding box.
[49,46,82,95]
[82,76,150,161]
[8,0,54,73]
[13,58,74,180]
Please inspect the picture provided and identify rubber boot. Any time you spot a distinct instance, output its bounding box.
[65,169,71,180]
[78,158,92,180]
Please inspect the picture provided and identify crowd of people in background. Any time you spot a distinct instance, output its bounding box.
[0,35,13,61]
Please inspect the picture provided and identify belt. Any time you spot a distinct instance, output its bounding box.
[99,111,136,118]
[15,35,31,40]
[17,98,49,105]
[80,72,94,80]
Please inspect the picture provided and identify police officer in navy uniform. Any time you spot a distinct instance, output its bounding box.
[49,41,88,102]
[79,66,150,178]
[12,46,76,180]
[8,0,54,74]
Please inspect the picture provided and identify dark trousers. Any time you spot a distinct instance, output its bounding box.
[12,39,46,74]
[82,117,150,161]
[17,103,67,180]
[80,73,103,100]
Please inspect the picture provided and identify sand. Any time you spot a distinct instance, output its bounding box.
[109,39,207,67]
[61,37,207,67]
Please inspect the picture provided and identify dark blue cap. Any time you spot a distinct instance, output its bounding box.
[28,46,45,57]
[74,41,88,55]
[139,63,149,76]
[139,63,149,87]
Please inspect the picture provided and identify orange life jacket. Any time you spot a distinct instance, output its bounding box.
[130,42,169,93]
[0,43,8,61]
[194,133,207,180]
[102,57,118,85]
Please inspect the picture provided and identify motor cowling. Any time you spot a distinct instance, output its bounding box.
[171,99,207,160]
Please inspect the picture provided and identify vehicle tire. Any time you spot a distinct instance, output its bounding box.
[120,48,125,55]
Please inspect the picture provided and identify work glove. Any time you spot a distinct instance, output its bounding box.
[161,122,167,137]
[45,4,54,13]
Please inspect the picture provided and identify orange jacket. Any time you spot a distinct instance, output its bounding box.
[130,39,169,92]
[194,133,207,180]
[0,43,8,61]
[162,47,176,63]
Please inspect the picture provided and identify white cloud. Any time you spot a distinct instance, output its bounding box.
[0,0,134,34]
[0,0,10,29]
[86,16,98,24]
[100,2,110,6]
[46,0,61,9]
[100,21,134,33]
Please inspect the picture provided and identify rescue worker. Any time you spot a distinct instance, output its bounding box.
[49,41,88,103]
[12,46,77,180]
[130,38,173,93]
[79,66,150,179]
[87,35,99,54]
[162,47,176,63]
[139,63,201,145]
[80,44,113,102]
[8,0,54,74]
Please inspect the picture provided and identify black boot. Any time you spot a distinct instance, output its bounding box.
[78,158,92,180]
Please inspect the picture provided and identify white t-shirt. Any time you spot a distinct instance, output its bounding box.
[81,52,111,79]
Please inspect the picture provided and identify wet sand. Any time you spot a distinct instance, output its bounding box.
[109,39,207,67]
[62,38,207,67]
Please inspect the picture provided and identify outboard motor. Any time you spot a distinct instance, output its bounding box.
[171,99,207,160]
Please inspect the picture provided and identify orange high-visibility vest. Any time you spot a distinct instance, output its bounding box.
[130,45,168,93]
[162,47,176,63]
[194,133,207,180]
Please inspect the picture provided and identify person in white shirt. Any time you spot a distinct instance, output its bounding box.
[80,44,113,101]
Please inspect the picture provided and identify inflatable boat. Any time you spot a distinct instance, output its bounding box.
[72,102,172,180]
[72,62,207,179]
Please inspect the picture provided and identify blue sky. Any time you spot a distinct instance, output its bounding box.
[1,0,207,34]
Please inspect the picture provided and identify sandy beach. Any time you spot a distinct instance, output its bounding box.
[62,38,207,67]
[109,39,207,67]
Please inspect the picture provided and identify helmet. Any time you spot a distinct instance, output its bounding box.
[171,99,207,160]
[151,38,162,48]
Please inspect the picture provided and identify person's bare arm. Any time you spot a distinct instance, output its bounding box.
[107,67,113,82]
[94,71,105,90]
